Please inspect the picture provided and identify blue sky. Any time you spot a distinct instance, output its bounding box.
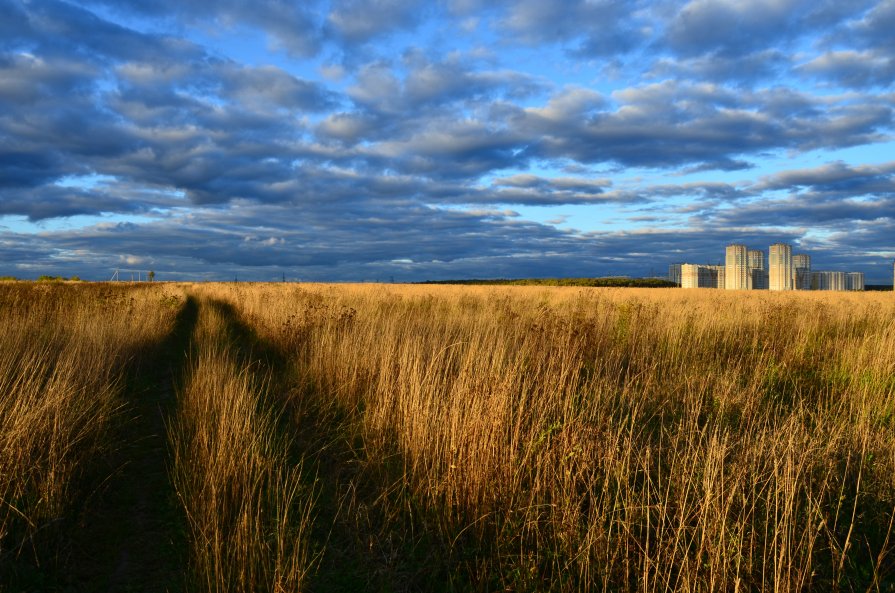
[1,0,893,282]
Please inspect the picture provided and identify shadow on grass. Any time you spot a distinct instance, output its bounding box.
[5,296,201,593]
[201,298,461,592]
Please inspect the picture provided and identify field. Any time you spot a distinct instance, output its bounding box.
[1,282,894,592]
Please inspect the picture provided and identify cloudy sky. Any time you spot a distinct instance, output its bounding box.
[1,0,894,282]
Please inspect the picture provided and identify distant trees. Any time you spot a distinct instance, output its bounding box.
[422,277,678,288]
[148,270,156,282]
[37,275,82,282]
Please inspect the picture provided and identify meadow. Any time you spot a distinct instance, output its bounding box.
[1,281,893,592]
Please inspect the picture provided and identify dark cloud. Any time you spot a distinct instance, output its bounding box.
[0,186,163,221]
[754,160,895,194]
[0,150,70,189]
[712,195,894,228]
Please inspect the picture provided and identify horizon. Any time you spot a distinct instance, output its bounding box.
[1,1,894,282]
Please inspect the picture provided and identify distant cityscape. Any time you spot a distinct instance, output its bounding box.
[669,243,894,291]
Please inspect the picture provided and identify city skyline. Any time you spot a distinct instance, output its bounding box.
[672,241,873,290]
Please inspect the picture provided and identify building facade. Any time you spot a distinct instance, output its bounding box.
[812,271,847,291]
[725,244,750,290]
[793,253,811,290]
[681,264,725,288]
[769,243,794,290]
[846,272,864,291]
[751,268,769,290]
[748,249,764,271]
[668,263,682,287]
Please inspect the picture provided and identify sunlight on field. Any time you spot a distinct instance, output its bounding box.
[2,282,894,592]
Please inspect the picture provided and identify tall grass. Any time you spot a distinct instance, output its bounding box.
[206,283,895,592]
[0,283,184,566]
[170,296,316,592]
[3,282,892,591]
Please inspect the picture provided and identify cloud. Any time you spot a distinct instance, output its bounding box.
[754,160,895,194]
[843,0,895,51]
[648,50,790,86]
[663,0,873,58]
[344,53,547,118]
[797,50,895,88]
[515,82,892,168]
[326,0,425,44]
[78,0,324,57]
[498,0,648,57]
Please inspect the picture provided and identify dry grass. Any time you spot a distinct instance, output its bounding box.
[2,281,893,592]
[170,295,316,592]
[0,282,184,565]
[203,283,895,592]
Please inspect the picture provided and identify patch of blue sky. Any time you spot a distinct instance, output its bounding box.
[55,173,117,190]
[1,213,159,235]
[812,140,895,167]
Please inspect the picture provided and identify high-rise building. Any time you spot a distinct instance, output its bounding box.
[793,253,811,290]
[747,249,767,289]
[769,243,794,290]
[725,244,749,290]
[846,272,864,291]
[811,271,847,291]
[748,249,764,271]
[668,263,682,287]
[681,264,725,288]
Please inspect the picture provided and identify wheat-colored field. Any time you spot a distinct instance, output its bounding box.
[2,282,894,592]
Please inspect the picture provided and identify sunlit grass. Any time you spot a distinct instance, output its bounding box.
[204,283,895,592]
[2,282,893,592]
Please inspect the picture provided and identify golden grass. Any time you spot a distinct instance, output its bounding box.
[170,295,316,592]
[201,283,895,592]
[2,281,893,591]
[0,283,184,564]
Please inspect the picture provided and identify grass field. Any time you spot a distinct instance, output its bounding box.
[1,282,894,592]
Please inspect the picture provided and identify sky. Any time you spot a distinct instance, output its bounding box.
[1,0,894,282]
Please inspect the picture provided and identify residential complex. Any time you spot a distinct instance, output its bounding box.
[671,243,867,291]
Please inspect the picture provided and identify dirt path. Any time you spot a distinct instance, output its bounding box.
[59,297,198,592]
